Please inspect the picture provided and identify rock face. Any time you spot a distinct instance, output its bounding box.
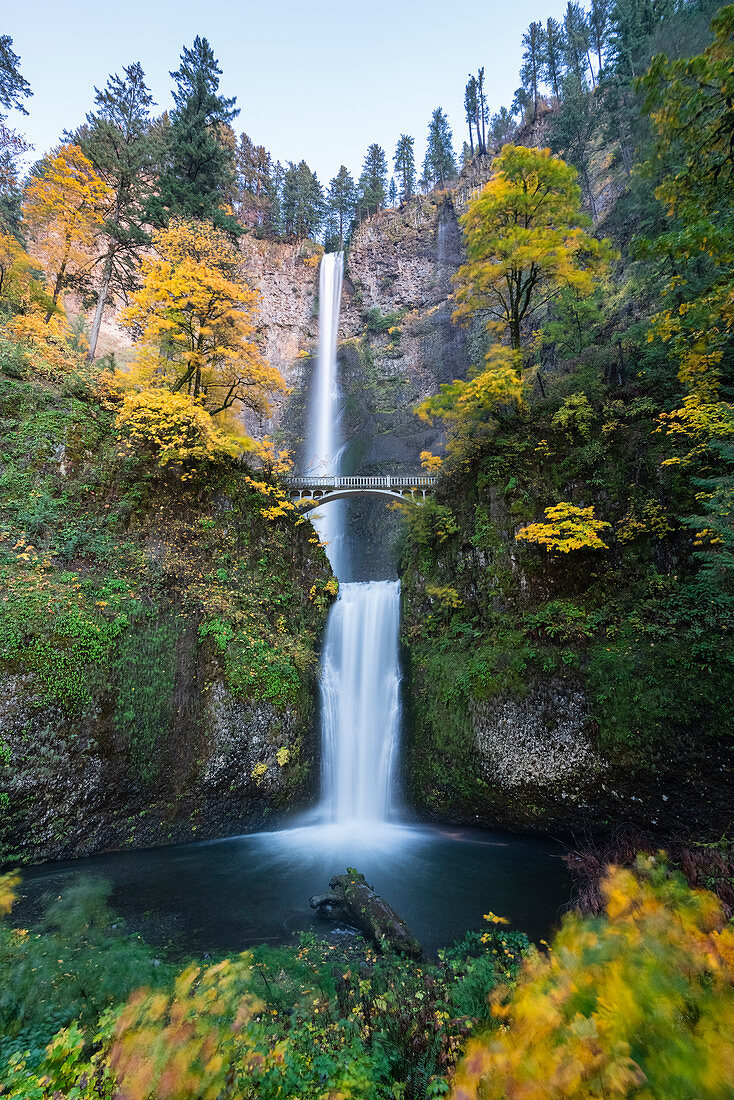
[1,648,320,867]
[471,684,604,789]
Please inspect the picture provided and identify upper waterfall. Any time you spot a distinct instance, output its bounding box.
[304,251,345,577]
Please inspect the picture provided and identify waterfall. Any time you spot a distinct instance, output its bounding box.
[307,251,402,829]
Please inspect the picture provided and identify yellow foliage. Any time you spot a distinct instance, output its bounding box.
[114,390,243,476]
[119,218,286,418]
[452,856,734,1100]
[617,501,673,544]
[110,955,264,1100]
[425,584,462,609]
[657,394,734,467]
[420,451,443,472]
[0,871,20,916]
[517,503,611,553]
[454,145,613,351]
[23,144,110,317]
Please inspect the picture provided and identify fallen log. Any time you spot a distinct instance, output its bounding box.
[309,868,422,958]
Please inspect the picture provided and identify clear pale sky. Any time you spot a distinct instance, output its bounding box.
[5,0,567,185]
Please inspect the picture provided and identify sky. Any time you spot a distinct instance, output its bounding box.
[4,0,567,186]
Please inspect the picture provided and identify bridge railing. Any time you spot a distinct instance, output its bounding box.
[284,475,437,489]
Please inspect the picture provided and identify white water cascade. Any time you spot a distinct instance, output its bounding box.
[307,251,402,829]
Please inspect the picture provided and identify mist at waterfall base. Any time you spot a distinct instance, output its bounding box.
[17,252,571,955]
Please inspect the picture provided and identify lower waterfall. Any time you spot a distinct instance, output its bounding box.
[318,580,401,825]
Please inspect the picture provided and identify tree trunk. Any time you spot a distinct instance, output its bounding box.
[88,262,112,361]
[582,166,598,222]
[310,870,422,957]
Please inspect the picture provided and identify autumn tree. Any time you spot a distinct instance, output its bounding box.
[452,857,734,1100]
[422,108,456,190]
[453,144,612,351]
[120,218,285,417]
[23,144,111,323]
[148,37,239,231]
[358,143,388,218]
[393,133,416,202]
[327,165,356,249]
[78,63,155,359]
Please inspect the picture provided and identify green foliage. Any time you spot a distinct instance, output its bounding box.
[0,879,172,1071]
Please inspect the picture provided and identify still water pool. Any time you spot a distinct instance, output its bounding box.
[16,821,571,956]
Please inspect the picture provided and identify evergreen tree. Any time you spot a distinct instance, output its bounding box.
[393,133,416,202]
[79,63,155,359]
[589,0,612,72]
[0,36,31,114]
[563,2,595,86]
[148,36,239,230]
[477,68,488,153]
[234,133,273,230]
[268,160,285,237]
[388,177,398,207]
[464,76,478,154]
[327,165,356,249]
[358,143,388,218]
[489,107,518,149]
[542,17,566,99]
[422,108,457,190]
[282,160,323,239]
[549,72,600,220]
[520,21,545,121]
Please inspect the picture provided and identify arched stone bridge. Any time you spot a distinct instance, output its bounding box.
[283,474,437,512]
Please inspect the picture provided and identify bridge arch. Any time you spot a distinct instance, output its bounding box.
[283,474,436,513]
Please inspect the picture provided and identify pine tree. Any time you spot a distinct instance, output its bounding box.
[589,0,611,72]
[422,108,457,190]
[477,68,488,153]
[464,76,478,155]
[563,2,595,86]
[520,22,545,121]
[489,107,518,149]
[148,36,240,230]
[79,63,155,359]
[549,72,600,220]
[0,36,31,114]
[542,17,565,99]
[327,165,356,249]
[393,134,416,202]
[358,143,388,218]
[282,161,323,239]
[234,133,273,230]
[268,160,285,237]
[388,177,398,207]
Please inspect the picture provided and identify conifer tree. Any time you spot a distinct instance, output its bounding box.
[422,108,457,190]
[0,36,31,114]
[564,2,595,86]
[234,133,273,230]
[476,68,488,153]
[542,17,565,99]
[147,36,239,231]
[489,107,517,149]
[358,144,388,218]
[520,21,545,121]
[79,63,155,359]
[589,0,611,72]
[549,73,600,221]
[327,165,356,249]
[388,177,398,207]
[282,161,323,239]
[464,76,478,154]
[393,134,416,202]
